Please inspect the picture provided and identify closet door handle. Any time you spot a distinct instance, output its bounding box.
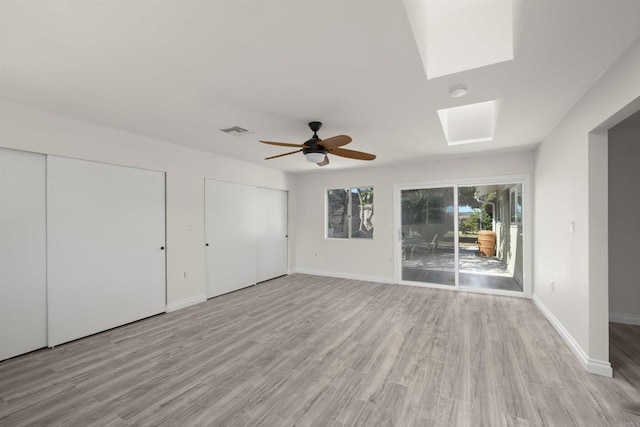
[160,246,165,250]
[205,243,210,247]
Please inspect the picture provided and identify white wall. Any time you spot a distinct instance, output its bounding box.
[293,151,534,282]
[0,100,291,306]
[608,126,640,323]
[533,36,640,375]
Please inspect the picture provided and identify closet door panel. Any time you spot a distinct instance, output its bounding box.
[205,180,257,298]
[0,148,47,360]
[257,188,288,282]
[47,156,166,346]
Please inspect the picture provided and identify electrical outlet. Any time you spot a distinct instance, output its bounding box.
[550,279,555,291]
[183,271,188,279]
[314,251,318,257]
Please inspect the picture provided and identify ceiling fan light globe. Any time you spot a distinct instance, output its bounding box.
[305,152,326,163]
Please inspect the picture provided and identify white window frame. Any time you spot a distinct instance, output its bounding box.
[326,186,374,240]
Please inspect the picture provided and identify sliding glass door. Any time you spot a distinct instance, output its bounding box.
[398,180,526,295]
[401,187,455,286]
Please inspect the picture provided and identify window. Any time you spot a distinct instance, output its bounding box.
[327,187,373,239]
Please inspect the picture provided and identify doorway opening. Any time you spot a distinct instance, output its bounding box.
[607,107,640,383]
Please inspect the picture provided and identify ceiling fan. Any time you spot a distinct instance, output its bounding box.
[260,121,376,167]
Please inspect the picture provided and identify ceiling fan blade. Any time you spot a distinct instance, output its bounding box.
[329,147,376,161]
[260,140,306,148]
[265,149,303,160]
[317,155,330,167]
[318,135,351,149]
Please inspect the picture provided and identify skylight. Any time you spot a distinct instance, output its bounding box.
[437,100,498,145]
[403,0,526,79]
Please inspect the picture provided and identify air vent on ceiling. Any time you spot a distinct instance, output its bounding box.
[220,126,251,136]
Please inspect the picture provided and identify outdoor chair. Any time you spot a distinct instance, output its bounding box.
[409,233,438,260]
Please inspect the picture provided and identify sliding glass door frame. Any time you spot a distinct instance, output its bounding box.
[394,174,532,298]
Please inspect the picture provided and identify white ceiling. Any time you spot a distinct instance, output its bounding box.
[2,0,640,173]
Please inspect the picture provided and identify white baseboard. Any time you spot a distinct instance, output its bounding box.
[533,295,612,377]
[586,358,614,377]
[609,312,640,326]
[294,269,395,285]
[166,293,207,313]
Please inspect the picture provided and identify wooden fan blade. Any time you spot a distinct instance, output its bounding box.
[260,140,306,148]
[328,147,376,161]
[265,149,302,160]
[317,155,330,167]
[318,135,351,149]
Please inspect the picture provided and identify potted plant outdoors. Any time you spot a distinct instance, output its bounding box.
[460,201,495,257]
[477,201,495,257]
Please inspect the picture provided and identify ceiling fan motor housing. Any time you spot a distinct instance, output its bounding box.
[302,145,327,156]
[303,122,326,155]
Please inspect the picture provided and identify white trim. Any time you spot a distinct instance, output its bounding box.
[394,174,530,192]
[295,269,395,284]
[533,295,612,377]
[586,358,614,377]
[609,312,640,326]
[166,294,207,313]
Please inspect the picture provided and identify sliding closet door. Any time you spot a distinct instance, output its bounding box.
[47,156,166,347]
[0,148,47,360]
[205,179,257,298]
[257,187,288,282]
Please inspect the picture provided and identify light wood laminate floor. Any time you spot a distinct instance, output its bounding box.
[1,274,639,426]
